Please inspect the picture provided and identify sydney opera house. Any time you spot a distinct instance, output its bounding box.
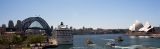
[128,20,160,37]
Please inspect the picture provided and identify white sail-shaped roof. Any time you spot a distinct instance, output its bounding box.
[129,20,143,31]
[129,24,135,31]
[139,21,153,32]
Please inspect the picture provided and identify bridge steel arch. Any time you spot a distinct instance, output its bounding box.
[22,17,52,36]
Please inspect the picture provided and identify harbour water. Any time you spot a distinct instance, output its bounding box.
[48,34,160,49]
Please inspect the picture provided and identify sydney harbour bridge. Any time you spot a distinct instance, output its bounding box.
[21,17,52,36]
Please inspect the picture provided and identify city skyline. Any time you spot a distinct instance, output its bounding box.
[0,0,160,29]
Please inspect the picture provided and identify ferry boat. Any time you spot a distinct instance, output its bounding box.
[53,22,73,45]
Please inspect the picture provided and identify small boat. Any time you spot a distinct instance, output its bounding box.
[115,36,124,42]
[86,39,95,46]
[105,39,116,48]
[105,41,116,47]
[104,38,123,48]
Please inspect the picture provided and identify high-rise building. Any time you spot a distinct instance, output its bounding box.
[15,20,22,31]
[2,24,6,28]
[8,20,14,28]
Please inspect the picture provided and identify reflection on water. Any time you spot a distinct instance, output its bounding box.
[48,34,160,49]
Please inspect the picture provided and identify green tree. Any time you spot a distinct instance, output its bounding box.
[12,35,24,45]
[0,35,12,45]
[26,35,46,44]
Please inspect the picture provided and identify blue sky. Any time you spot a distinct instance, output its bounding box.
[0,0,160,29]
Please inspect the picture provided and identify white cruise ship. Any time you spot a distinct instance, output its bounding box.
[53,22,73,44]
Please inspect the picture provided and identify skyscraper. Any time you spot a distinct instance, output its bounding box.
[8,20,14,28]
[15,20,22,31]
[2,24,6,28]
